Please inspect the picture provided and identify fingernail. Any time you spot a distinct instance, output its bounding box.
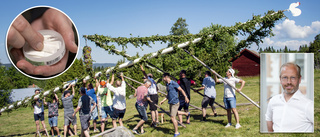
[36,42,43,50]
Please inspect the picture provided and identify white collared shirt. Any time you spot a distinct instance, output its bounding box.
[265,90,314,132]
[106,81,126,110]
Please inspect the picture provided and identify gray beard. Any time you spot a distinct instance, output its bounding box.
[283,88,297,95]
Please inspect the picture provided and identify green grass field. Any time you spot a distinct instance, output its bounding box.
[0,72,319,137]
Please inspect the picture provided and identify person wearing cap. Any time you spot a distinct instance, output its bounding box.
[195,71,217,122]
[96,78,115,131]
[177,70,196,124]
[106,72,126,127]
[83,78,99,132]
[33,89,49,136]
[216,68,245,129]
[140,64,159,127]
[61,84,77,136]
[73,85,97,137]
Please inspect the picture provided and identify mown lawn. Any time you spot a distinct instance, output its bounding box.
[0,72,319,137]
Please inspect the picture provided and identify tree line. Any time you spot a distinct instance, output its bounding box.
[259,34,320,68]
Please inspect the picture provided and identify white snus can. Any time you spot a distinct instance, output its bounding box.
[23,30,66,66]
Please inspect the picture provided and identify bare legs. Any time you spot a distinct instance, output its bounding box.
[50,127,60,136]
[171,116,179,134]
[151,110,159,124]
[177,111,190,124]
[35,120,49,136]
[202,106,216,120]
[133,120,146,133]
[227,108,240,124]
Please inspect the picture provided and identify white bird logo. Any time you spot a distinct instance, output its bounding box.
[289,2,301,17]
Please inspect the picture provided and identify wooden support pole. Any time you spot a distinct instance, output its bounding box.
[145,61,226,110]
[183,49,260,108]
[122,75,186,128]
[153,104,186,128]
[123,75,202,111]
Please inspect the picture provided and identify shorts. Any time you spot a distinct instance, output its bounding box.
[148,94,158,111]
[169,102,179,117]
[113,108,126,119]
[80,115,91,130]
[90,106,98,120]
[48,116,58,127]
[135,103,148,121]
[178,99,189,111]
[34,112,44,121]
[101,106,114,119]
[224,97,237,109]
[201,96,215,108]
[64,113,77,126]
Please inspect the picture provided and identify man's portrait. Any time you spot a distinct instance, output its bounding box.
[260,53,314,133]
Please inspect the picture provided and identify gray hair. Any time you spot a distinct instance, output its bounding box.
[144,79,152,85]
[279,62,301,78]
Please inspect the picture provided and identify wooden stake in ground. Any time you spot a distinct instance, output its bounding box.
[145,61,226,110]
[183,49,260,108]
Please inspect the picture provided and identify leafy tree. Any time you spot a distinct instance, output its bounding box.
[168,17,190,47]
[0,66,13,108]
[6,67,31,88]
[309,35,320,68]
[170,17,189,36]
[315,34,320,42]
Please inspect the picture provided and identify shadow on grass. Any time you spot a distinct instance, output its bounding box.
[191,113,227,120]
[1,128,74,137]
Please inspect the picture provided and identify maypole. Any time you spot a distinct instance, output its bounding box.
[1,6,293,114]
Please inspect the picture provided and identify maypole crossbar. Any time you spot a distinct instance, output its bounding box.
[105,37,204,73]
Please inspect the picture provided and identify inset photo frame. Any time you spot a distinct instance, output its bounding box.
[260,53,314,133]
[6,6,79,80]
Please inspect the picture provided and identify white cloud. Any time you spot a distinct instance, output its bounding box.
[274,19,320,39]
[260,38,309,50]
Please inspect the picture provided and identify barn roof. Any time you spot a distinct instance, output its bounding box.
[229,48,260,62]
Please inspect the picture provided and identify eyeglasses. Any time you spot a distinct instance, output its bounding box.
[280,76,298,82]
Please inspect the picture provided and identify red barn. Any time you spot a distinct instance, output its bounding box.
[229,48,260,76]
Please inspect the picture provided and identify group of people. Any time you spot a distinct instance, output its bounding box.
[32,72,126,137]
[32,66,246,137]
[132,65,246,137]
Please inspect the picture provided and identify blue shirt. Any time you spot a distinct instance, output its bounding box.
[166,80,180,104]
[202,76,216,98]
[86,88,97,103]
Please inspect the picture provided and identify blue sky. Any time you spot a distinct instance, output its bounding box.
[0,0,319,64]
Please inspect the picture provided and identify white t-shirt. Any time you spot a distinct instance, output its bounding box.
[218,77,240,98]
[265,90,314,132]
[34,99,44,114]
[106,81,126,110]
[148,77,157,95]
